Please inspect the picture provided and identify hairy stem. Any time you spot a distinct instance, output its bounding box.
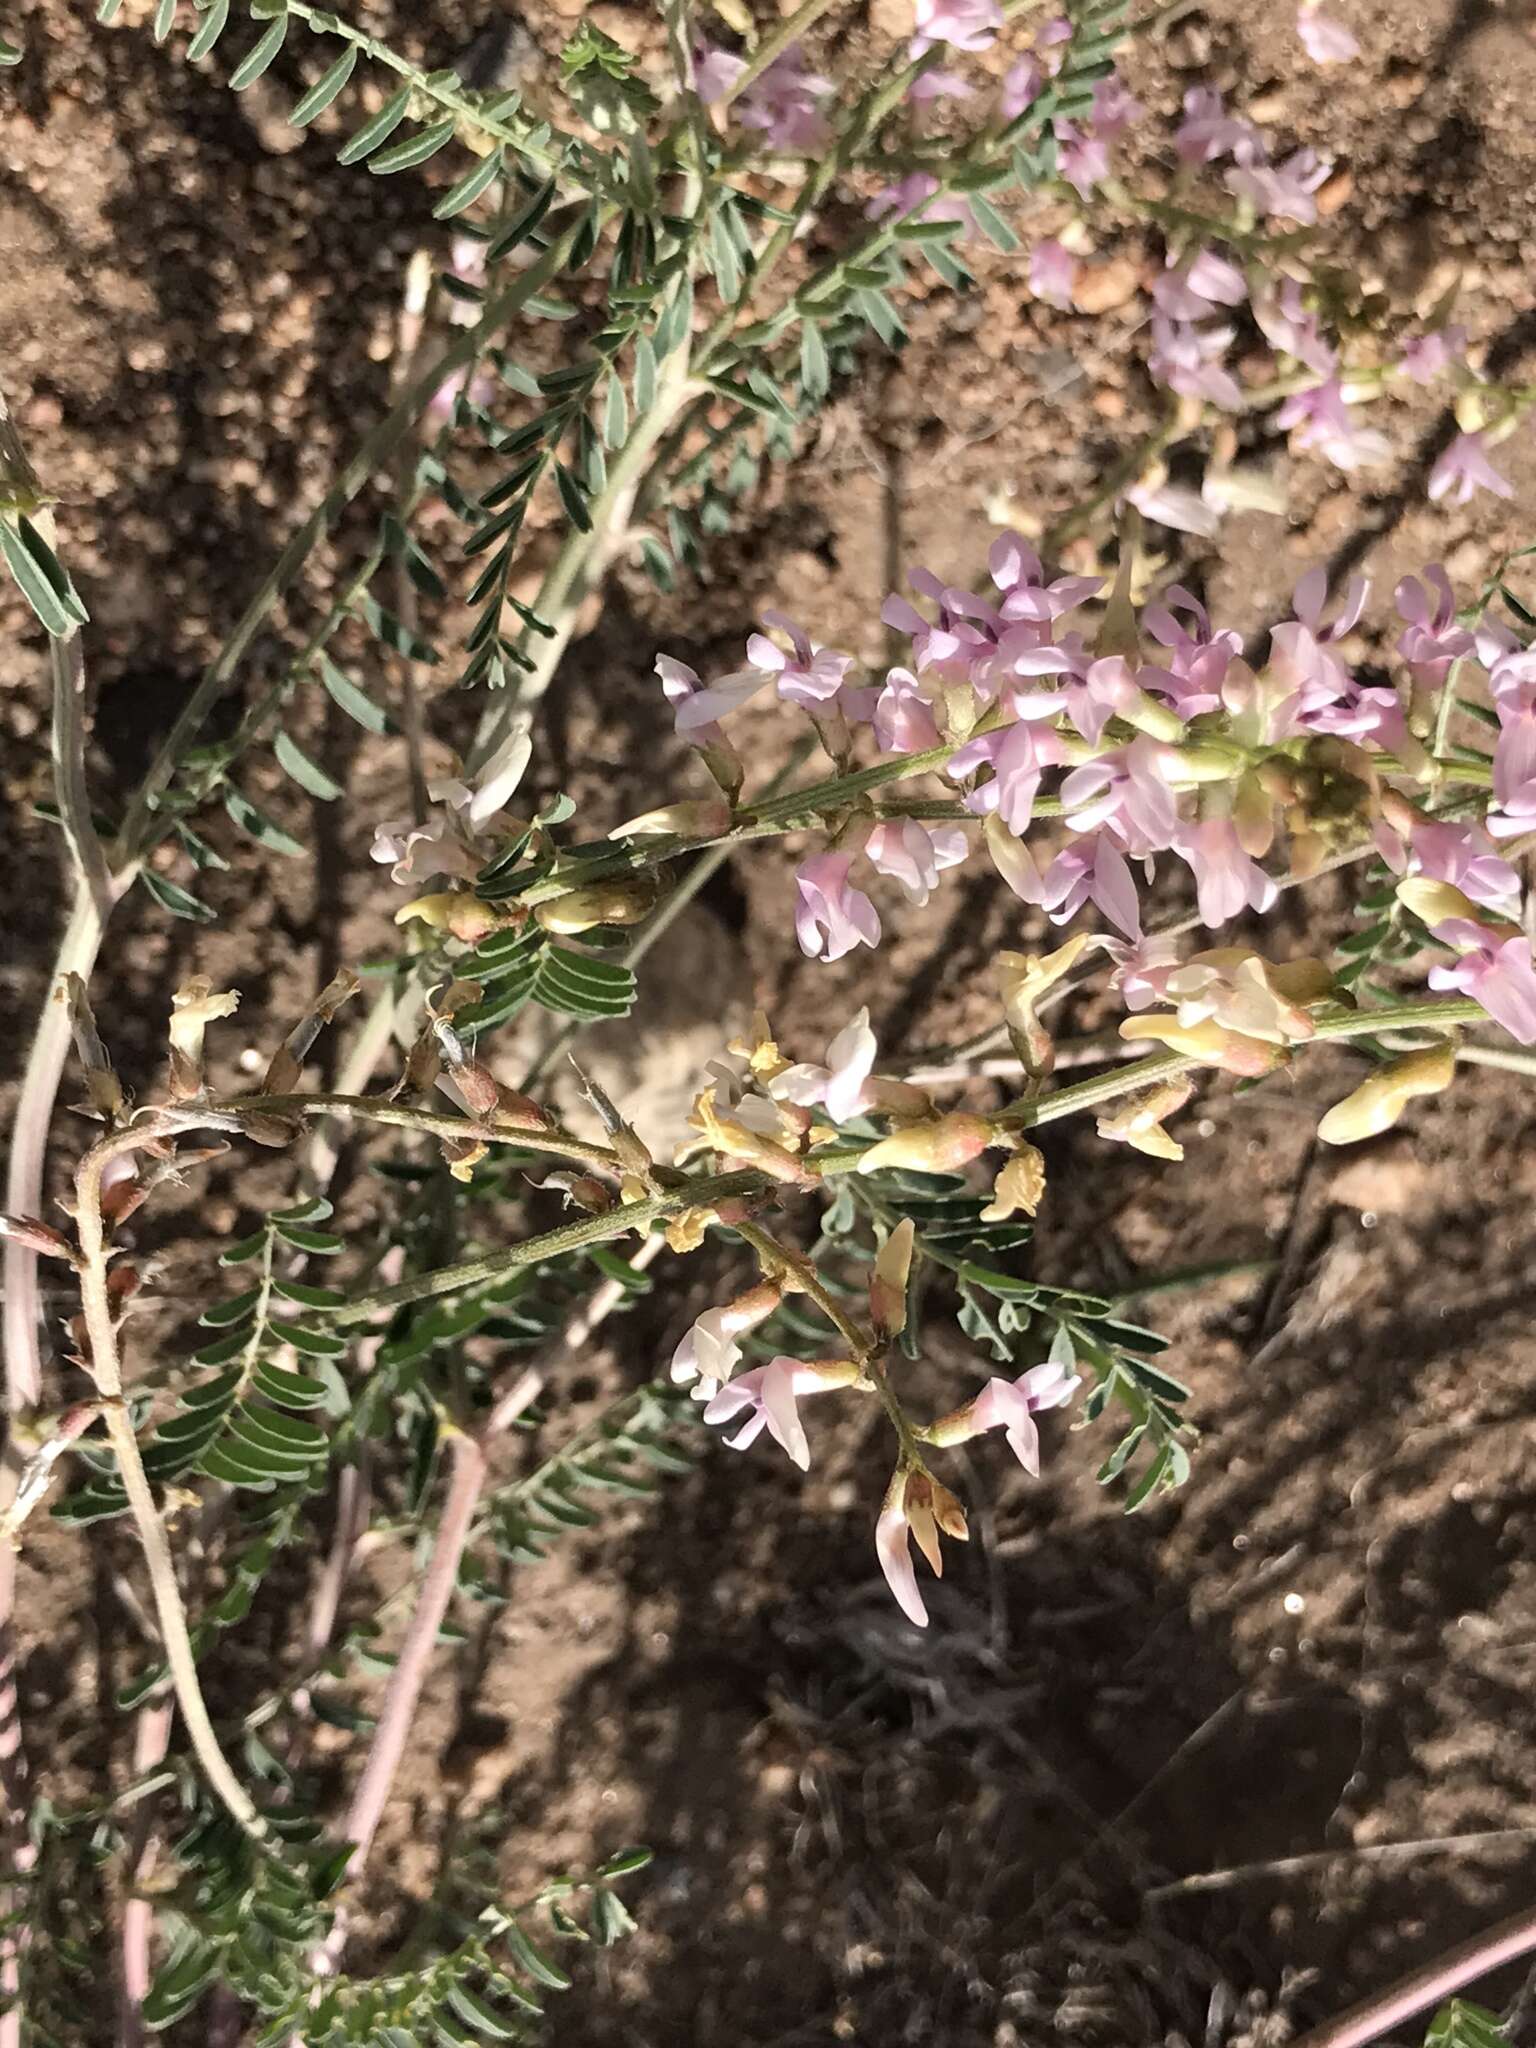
[205,1090,624,1174]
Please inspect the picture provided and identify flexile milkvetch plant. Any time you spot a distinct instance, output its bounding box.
[3,0,1536,2041]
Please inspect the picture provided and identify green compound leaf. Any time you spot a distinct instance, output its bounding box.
[228,11,287,90]
[289,43,356,126]
[273,729,342,801]
[140,867,218,924]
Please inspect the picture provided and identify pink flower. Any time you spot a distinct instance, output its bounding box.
[874,667,942,754]
[1268,567,1368,710]
[1380,818,1521,914]
[884,571,996,678]
[772,1008,879,1124]
[747,609,853,708]
[1397,327,1466,385]
[734,45,833,152]
[1000,53,1042,120]
[670,1284,782,1387]
[702,1357,838,1470]
[1028,237,1077,310]
[1060,738,1182,854]
[1175,85,1256,165]
[427,364,495,419]
[1055,123,1110,199]
[1150,247,1247,321]
[874,1471,967,1628]
[795,853,882,961]
[1103,931,1183,1011]
[1276,375,1390,471]
[1090,74,1143,140]
[1428,432,1514,506]
[1297,2,1360,62]
[1489,662,1536,836]
[1427,922,1536,1044]
[911,0,1001,56]
[866,818,969,906]
[371,812,466,887]
[1226,146,1331,224]
[908,63,974,102]
[1253,280,1337,376]
[948,720,1065,833]
[1007,639,1143,746]
[1149,315,1243,410]
[1142,586,1241,717]
[1299,680,1411,751]
[989,532,1102,628]
[693,40,746,102]
[1395,565,1473,688]
[1040,830,1144,939]
[1175,818,1279,928]
[655,653,723,745]
[968,1360,1079,1475]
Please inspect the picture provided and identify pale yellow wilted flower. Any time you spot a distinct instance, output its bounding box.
[168,977,240,1101]
[1097,1076,1195,1160]
[869,1217,915,1338]
[981,1144,1047,1221]
[995,933,1094,1079]
[1317,1041,1457,1146]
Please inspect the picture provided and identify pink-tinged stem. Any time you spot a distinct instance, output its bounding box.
[337,1427,488,1870]
[4,890,105,1415]
[0,884,111,2048]
[117,1697,174,2048]
[301,1457,372,1682]
[1291,1904,1536,2048]
[312,1369,543,1988]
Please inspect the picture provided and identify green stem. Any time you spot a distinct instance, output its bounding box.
[331,1169,765,1324]
[716,0,841,109]
[281,0,578,183]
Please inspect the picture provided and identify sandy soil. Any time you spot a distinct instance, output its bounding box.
[5,0,1536,2042]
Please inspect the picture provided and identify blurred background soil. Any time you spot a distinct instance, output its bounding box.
[6,0,1536,2041]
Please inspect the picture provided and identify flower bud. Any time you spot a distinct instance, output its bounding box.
[1119,1014,1282,1077]
[613,800,732,840]
[1396,877,1480,928]
[395,892,504,943]
[1119,691,1186,744]
[534,878,658,934]
[983,813,1043,904]
[1164,742,1248,788]
[1232,770,1277,859]
[857,1112,996,1174]
[1317,1041,1456,1146]
[869,1218,915,1338]
[1094,519,1142,664]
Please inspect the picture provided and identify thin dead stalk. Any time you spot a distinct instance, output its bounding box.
[1290,1900,1536,2048]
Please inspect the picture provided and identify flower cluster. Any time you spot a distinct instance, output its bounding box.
[655,540,1536,1048]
